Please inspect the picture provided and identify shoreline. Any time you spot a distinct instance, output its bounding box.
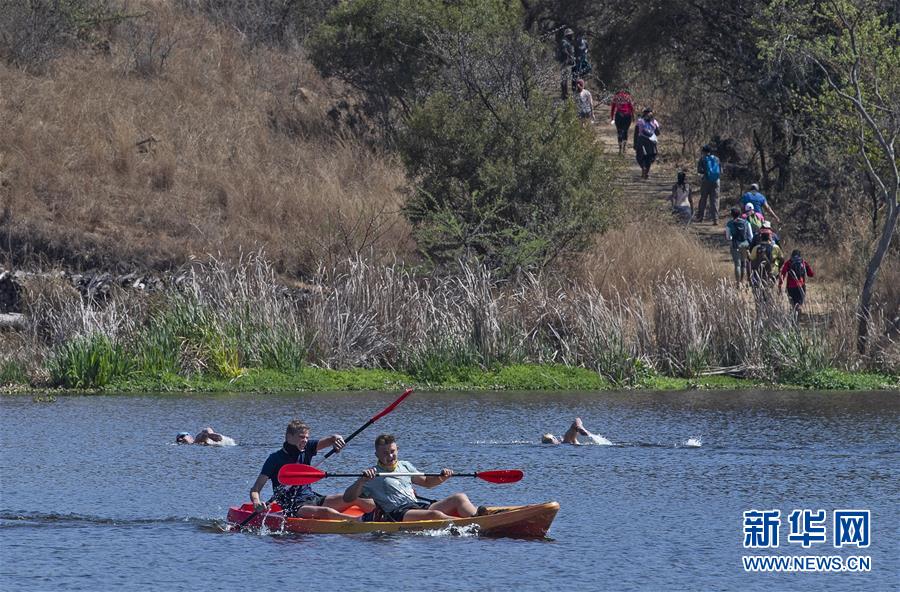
[4,364,897,395]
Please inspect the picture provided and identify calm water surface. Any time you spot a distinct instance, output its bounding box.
[1,390,898,591]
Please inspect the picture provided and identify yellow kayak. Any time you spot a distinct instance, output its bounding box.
[227,501,559,538]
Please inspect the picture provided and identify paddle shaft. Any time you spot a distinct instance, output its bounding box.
[277,464,524,485]
[316,472,483,478]
[322,387,414,460]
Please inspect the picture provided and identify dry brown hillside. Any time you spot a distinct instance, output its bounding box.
[0,2,412,276]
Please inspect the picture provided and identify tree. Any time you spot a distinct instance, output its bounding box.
[761,0,899,353]
[399,23,616,275]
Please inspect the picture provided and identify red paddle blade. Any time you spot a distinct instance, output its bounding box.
[476,470,524,484]
[278,463,326,486]
[372,388,414,422]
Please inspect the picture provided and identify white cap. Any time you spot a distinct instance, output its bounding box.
[745,203,755,211]
[750,183,759,190]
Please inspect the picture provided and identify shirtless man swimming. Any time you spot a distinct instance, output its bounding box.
[176,427,225,444]
[541,418,592,445]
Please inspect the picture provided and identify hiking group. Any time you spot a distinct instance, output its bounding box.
[557,29,658,178]
[690,146,815,314]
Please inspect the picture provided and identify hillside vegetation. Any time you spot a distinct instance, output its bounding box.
[1,1,412,275]
[0,0,897,386]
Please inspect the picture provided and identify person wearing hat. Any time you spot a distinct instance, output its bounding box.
[557,28,575,98]
[742,202,764,231]
[748,231,784,288]
[696,145,721,224]
[741,183,780,223]
[633,107,660,179]
[176,427,225,445]
[750,219,781,249]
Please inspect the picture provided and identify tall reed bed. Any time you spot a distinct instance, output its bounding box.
[6,255,897,389]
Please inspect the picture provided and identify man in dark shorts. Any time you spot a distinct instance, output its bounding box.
[249,419,374,519]
[779,249,815,314]
[342,434,485,522]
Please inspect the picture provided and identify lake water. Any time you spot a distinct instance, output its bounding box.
[1,389,898,591]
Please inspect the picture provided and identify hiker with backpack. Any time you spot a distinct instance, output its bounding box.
[742,202,765,233]
[779,250,815,315]
[572,34,592,91]
[741,183,780,223]
[633,108,660,179]
[668,171,694,224]
[725,207,753,284]
[696,145,721,224]
[749,232,783,287]
[750,220,780,249]
[610,88,634,155]
[557,28,575,99]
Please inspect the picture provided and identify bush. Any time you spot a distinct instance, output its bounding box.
[181,0,337,48]
[306,0,441,125]
[401,92,616,276]
[0,360,29,385]
[48,333,132,388]
[0,0,118,71]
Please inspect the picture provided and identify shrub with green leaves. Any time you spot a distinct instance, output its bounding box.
[48,333,132,389]
[401,92,616,276]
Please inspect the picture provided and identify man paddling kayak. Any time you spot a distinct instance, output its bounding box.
[541,417,592,445]
[343,434,486,522]
[250,419,375,520]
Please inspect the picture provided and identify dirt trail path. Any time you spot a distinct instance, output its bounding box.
[594,119,735,274]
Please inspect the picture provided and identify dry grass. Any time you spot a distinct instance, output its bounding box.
[9,255,895,388]
[577,222,722,297]
[0,2,412,276]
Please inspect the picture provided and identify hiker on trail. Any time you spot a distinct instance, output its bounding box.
[633,108,660,179]
[750,220,780,249]
[557,28,575,99]
[668,171,694,224]
[725,207,753,284]
[749,232,783,287]
[176,427,226,445]
[696,145,721,224]
[541,418,594,445]
[779,250,815,314]
[343,434,485,522]
[741,183,780,223]
[742,202,765,232]
[572,34,592,90]
[574,79,594,127]
[610,88,635,155]
[250,419,375,519]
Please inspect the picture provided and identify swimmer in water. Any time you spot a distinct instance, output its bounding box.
[176,427,225,445]
[541,418,592,445]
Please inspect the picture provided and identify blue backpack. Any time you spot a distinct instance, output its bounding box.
[704,155,721,182]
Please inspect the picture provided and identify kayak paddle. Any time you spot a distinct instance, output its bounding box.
[236,387,415,529]
[321,387,414,461]
[278,463,524,485]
